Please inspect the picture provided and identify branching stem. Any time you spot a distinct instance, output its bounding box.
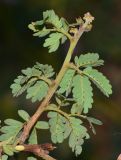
[18,19,90,145]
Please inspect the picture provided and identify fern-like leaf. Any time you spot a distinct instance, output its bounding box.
[69,117,89,156]
[28,10,70,53]
[74,53,104,68]
[43,33,63,53]
[58,69,75,96]
[83,68,112,97]
[26,81,49,102]
[10,63,54,102]
[48,112,71,144]
[72,75,93,113]
[0,119,23,142]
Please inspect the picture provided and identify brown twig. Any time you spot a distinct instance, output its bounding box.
[15,144,56,160]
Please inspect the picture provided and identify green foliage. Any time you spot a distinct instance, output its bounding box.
[26,80,48,102]
[27,157,37,160]
[28,128,38,144]
[72,75,93,113]
[43,33,64,53]
[48,111,89,156]
[35,121,49,129]
[58,69,75,96]
[10,62,54,102]
[0,119,23,142]
[18,110,30,121]
[28,10,69,53]
[1,155,8,160]
[48,111,68,143]
[58,53,112,113]
[69,117,89,156]
[74,53,104,67]
[3,10,113,159]
[83,67,112,97]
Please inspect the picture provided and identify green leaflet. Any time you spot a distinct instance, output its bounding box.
[74,53,104,67]
[18,110,30,121]
[35,121,49,129]
[48,112,71,144]
[69,117,89,156]
[71,103,83,115]
[1,155,8,160]
[83,68,112,97]
[43,33,63,53]
[72,75,93,114]
[26,81,49,102]
[28,128,37,144]
[27,157,37,160]
[58,69,75,96]
[2,145,14,156]
[33,27,50,37]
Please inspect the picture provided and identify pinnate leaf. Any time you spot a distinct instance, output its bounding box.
[0,118,23,142]
[58,69,75,95]
[43,33,63,53]
[34,62,55,78]
[26,81,49,102]
[83,68,112,97]
[72,75,93,113]
[43,10,62,29]
[48,112,71,143]
[69,117,89,156]
[75,53,104,67]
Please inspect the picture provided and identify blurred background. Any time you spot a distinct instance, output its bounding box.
[0,0,121,160]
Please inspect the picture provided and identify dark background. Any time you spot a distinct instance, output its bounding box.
[0,0,121,160]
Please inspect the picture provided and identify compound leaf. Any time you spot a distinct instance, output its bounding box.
[58,69,75,96]
[72,75,93,113]
[43,33,63,53]
[0,119,23,142]
[26,81,49,102]
[34,62,55,78]
[28,10,69,53]
[43,10,62,29]
[48,112,71,144]
[75,53,104,68]
[69,117,89,156]
[83,68,112,97]
[10,63,54,101]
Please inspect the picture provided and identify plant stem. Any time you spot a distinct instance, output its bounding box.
[18,22,89,144]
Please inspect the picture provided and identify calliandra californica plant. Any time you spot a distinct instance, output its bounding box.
[0,10,112,160]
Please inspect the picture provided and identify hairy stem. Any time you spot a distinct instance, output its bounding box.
[18,22,89,144]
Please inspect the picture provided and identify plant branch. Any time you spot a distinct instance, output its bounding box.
[18,13,94,147]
